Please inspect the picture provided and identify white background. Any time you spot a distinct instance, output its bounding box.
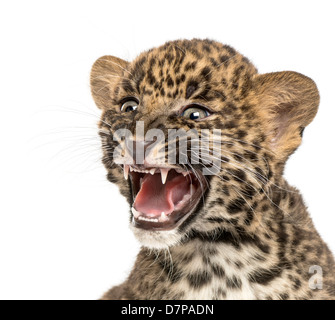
[0,0,334,300]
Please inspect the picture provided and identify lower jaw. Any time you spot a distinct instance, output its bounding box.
[131,199,202,231]
[130,223,182,249]
[130,171,208,232]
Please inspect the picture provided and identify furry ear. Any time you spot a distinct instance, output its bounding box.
[252,71,320,159]
[90,55,129,109]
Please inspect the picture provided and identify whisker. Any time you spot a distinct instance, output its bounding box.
[197,145,298,194]
[195,151,297,221]
[232,186,274,241]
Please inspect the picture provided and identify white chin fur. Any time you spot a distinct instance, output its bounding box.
[130,224,182,249]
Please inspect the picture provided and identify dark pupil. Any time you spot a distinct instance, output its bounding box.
[125,106,135,112]
[190,112,200,120]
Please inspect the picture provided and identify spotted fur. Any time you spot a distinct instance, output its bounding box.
[90,39,335,300]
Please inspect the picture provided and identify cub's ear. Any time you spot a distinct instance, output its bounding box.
[252,71,320,160]
[90,55,129,109]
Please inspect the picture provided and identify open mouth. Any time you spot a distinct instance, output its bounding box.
[123,165,208,231]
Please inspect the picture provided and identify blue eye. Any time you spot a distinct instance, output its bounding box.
[121,100,138,112]
[181,105,210,120]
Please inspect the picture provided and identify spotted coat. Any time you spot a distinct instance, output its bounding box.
[90,39,335,300]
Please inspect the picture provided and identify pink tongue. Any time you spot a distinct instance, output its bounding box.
[134,173,190,217]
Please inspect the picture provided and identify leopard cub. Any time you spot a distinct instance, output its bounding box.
[90,39,335,300]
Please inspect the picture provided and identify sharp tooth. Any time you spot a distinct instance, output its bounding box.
[129,166,134,172]
[160,212,169,222]
[182,171,188,177]
[131,207,140,218]
[190,184,195,195]
[150,169,156,175]
[160,168,169,184]
[124,165,129,180]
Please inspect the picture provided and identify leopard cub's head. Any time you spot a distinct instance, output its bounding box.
[90,39,319,249]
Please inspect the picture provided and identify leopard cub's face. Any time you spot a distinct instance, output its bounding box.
[90,39,319,249]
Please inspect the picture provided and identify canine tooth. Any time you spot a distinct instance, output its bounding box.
[160,168,169,184]
[150,169,156,175]
[190,184,195,195]
[160,212,169,222]
[131,207,140,218]
[124,165,129,180]
[182,171,188,177]
[129,166,134,172]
